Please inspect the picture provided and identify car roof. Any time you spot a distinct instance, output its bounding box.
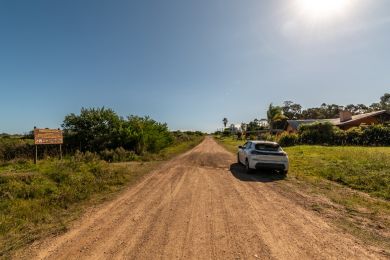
[248,140,279,145]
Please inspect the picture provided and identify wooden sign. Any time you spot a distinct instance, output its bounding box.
[34,128,63,145]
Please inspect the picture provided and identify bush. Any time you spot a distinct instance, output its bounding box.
[0,138,32,161]
[296,123,390,146]
[298,122,336,145]
[259,133,276,142]
[99,148,138,162]
[62,108,174,154]
[361,124,390,146]
[278,133,299,147]
[73,150,100,162]
[345,127,363,145]
[222,129,231,137]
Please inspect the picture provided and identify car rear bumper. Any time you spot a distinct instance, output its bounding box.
[254,162,287,171]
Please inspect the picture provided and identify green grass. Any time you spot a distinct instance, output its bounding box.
[0,136,204,257]
[285,146,390,200]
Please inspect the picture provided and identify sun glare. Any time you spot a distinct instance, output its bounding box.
[297,0,350,20]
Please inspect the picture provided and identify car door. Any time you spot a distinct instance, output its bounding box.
[239,142,248,163]
[244,142,252,160]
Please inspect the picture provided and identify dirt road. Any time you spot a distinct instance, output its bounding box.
[22,137,382,259]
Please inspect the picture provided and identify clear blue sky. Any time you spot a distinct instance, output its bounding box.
[1,0,389,133]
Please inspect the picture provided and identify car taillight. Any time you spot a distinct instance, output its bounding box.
[251,150,287,156]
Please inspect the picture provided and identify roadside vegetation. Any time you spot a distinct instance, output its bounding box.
[0,107,205,257]
[279,123,389,147]
[285,145,390,200]
[216,136,390,252]
[0,133,203,257]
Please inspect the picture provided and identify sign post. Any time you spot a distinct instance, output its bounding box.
[33,127,63,164]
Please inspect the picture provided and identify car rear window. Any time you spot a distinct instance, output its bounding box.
[254,143,280,151]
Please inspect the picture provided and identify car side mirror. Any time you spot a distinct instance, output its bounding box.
[238,146,243,149]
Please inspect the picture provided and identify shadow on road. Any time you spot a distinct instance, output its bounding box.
[229,163,286,182]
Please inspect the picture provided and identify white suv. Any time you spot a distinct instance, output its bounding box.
[237,141,289,174]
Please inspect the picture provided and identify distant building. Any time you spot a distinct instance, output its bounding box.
[286,110,390,133]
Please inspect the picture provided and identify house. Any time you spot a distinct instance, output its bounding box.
[286,110,390,133]
[327,110,390,130]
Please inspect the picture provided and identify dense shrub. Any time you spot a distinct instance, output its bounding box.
[0,138,62,162]
[259,133,276,142]
[292,123,390,146]
[344,127,363,145]
[171,131,204,143]
[62,108,174,155]
[361,124,390,146]
[298,122,336,145]
[72,150,101,163]
[99,148,138,162]
[222,129,231,137]
[278,133,299,147]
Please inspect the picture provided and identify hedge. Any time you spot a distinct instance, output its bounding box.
[277,123,390,146]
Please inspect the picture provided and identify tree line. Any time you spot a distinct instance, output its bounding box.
[0,107,204,162]
[278,93,389,120]
[221,93,389,133]
[62,107,173,154]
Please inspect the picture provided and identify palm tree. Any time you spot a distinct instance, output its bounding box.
[223,118,228,128]
[267,103,286,130]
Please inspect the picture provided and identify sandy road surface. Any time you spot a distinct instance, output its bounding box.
[21,137,382,259]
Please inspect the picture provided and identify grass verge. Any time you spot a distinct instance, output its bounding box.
[215,136,390,255]
[0,136,204,258]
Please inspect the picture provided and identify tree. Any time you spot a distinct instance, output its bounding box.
[122,116,173,154]
[223,118,228,128]
[62,107,121,152]
[370,102,382,111]
[282,101,302,119]
[62,107,173,154]
[380,93,390,110]
[246,119,260,132]
[267,104,287,129]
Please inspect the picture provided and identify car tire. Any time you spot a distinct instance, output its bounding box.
[245,159,253,174]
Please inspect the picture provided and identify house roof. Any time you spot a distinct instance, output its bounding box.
[328,110,389,126]
[286,110,389,131]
